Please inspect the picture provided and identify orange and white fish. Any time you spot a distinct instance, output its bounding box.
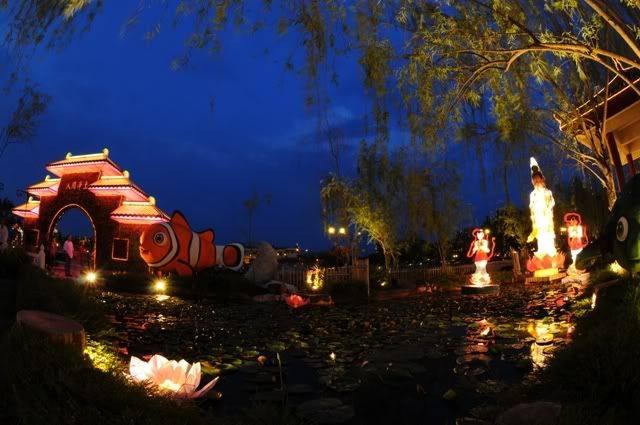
[139,211,244,277]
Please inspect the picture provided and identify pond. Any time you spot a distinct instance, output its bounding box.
[95,281,583,424]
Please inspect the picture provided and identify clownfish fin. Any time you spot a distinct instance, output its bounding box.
[170,211,191,230]
[199,229,215,243]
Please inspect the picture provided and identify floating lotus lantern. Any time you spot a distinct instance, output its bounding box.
[129,354,219,399]
[525,158,565,278]
[284,294,309,309]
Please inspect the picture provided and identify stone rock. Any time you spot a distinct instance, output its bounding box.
[265,280,298,294]
[495,401,561,425]
[16,310,86,352]
[244,242,278,285]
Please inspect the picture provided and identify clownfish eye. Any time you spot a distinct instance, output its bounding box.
[153,232,168,246]
[616,216,629,242]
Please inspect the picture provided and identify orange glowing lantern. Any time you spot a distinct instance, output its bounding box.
[284,294,310,309]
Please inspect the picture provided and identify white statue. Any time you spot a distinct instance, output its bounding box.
[526,158,557,258]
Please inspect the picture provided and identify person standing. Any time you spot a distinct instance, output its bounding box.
[0,220,8,252]
[63,236,74,277]
[48,237,58,272]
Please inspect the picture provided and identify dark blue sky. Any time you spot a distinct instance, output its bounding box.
[0,3,541,249]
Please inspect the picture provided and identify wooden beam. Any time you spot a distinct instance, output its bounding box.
[627,153,637,176]
[607,133,626,190]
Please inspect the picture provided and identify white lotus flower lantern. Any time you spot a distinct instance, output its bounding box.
[129,354,219,399]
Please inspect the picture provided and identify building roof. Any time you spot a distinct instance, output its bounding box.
[87,172,148,202]
[557,71,640,165]
[26,176,60,197]
[46,148,122,177]
[14,149,169,224]
[110,199,169,224]
[12,197,40,219]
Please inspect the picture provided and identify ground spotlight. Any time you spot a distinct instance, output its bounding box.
[85,271,98,284]
[154,279,167,292]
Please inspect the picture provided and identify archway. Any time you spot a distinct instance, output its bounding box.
[12,149,169,272]
[48,205,97,276]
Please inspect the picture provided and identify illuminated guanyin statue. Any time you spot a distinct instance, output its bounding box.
[525,158,565,276]
[466,228,495,285]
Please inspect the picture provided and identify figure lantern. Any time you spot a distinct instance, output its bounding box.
[466,228,495,285]
[525,158,565,278]
[139,211,244,277]
[129,354,219,399]
[564,212,588,274]
[305,265,325,291]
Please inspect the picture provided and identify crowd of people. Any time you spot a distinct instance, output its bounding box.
[0,217,94,278]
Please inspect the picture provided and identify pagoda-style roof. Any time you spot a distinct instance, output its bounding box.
[558,71,640,166]
[26,176,60,197]
[12,197,40,219]
[46,148,122,177]
[110,198,169,224]
[87,171,148,202]
[14,149,169,225]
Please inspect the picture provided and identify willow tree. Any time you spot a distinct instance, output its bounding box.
[9,1,640,207]
[320,143,407,270]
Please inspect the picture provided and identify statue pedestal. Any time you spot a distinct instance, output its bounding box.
[461,284,500,295]
[525,272,566,285]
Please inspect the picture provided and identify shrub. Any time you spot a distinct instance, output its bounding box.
[0,248,31,279]
[534,279,640,424]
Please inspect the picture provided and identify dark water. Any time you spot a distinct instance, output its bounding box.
[96,282,581,424]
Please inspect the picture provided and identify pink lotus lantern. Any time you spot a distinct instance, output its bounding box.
[129,354,219,399]
[284,294,309,308]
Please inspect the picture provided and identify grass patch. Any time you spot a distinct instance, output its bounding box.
[530,278,640,425]
[14,265,108,333]
[0,326,216,425]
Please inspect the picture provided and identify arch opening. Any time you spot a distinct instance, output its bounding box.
[48,205,96,277]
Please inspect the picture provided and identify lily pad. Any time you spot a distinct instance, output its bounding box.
[297,398,355,424]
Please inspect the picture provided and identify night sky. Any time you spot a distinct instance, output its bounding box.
[0,3,541,249]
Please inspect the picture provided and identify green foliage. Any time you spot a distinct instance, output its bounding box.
[0,326,215,425]
[484,205,530,255]
[538,281,640,425]
[103,268,260,300]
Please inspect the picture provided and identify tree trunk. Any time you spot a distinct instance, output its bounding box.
[603,168,617,210]
[16,309,86,352]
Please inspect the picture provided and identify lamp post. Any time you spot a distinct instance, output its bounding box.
[326,224,349,266]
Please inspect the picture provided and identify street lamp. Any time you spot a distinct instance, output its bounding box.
[338,227,346,235]
[327,226,336,235]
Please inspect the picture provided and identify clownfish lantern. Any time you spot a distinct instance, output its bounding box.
[139,211,244,277]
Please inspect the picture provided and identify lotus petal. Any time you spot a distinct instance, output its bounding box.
[185,362,201,392]
[129,356,153,382]
[129,355,218,399]
[190,376,219,399]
